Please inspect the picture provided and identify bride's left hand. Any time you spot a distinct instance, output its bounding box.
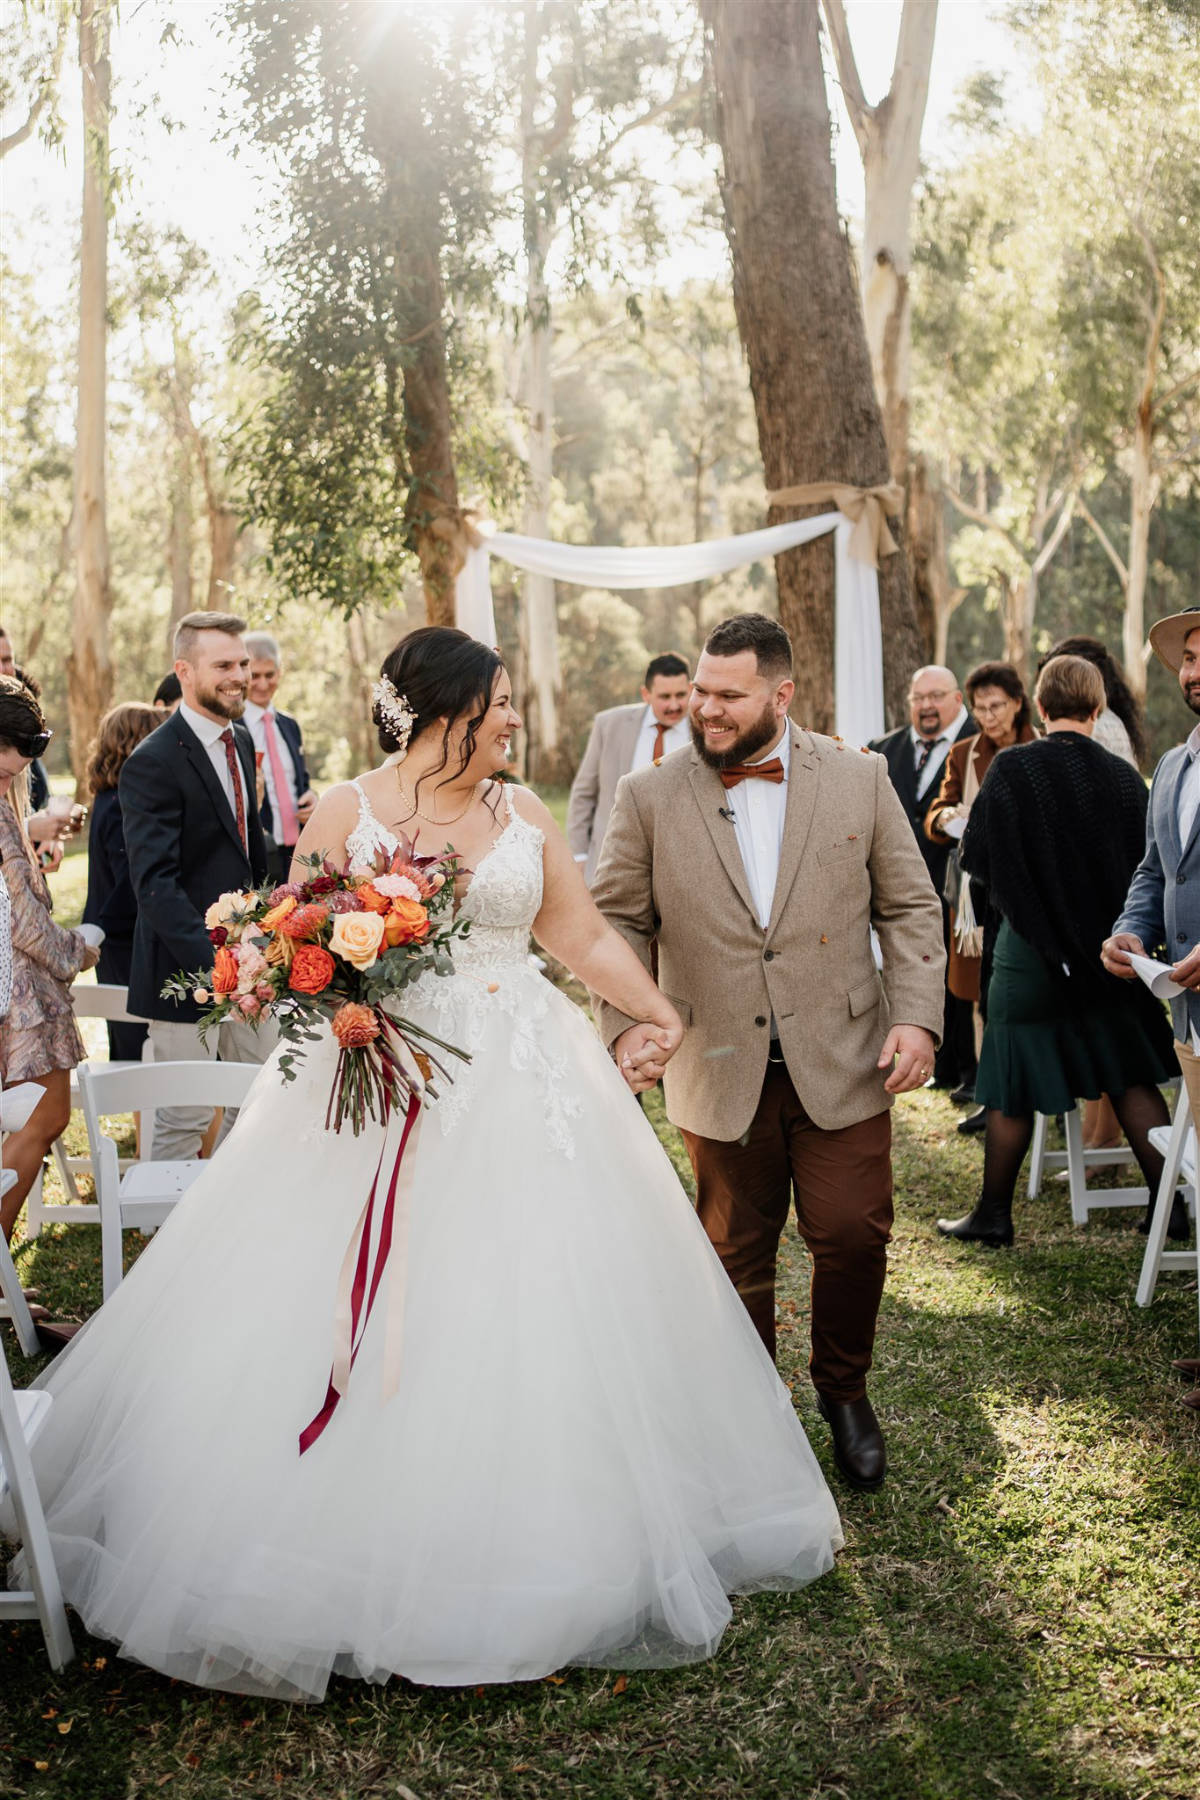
[615,1013,684,1093]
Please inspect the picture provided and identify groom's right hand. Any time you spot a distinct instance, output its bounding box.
[614,1022,681,1093]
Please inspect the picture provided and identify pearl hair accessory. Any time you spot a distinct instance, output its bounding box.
[371,675,417,762]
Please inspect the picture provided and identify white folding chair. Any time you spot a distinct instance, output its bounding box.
[0,1082,48,1356]
[23,983,150,1241]
[0,1356,75,1669]
[77,1060,261,1299]
[1137,1084,1200,1309]
[1026,1108,1148,1225]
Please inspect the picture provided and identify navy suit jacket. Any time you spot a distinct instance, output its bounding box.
[258,709,310,846]
[1113,739,1200,1039]
[120,711,267,1023]
[869,716,978,892]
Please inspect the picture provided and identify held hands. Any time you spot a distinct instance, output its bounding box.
[614,1014,684,1094]
[1100,932,1144,979]
[878,1024,938,1095]
[80,945,101,972]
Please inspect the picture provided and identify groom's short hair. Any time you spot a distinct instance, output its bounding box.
[705,614,793,684]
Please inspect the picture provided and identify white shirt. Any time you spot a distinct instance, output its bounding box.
[910,704,969,800]
[1179,722,1200,849]
[177,701,252,833]
[728,725,791,932]
[629,706,691,773]
[243,701,300,823]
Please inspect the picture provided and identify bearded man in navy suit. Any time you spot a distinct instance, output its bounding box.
[121,611,275,1159]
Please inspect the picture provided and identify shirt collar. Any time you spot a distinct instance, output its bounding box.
[178,701,236,749]
[243,701,268,726]
[1185,722,1200,763]
[909,704,968,752]
[746,722,791,775]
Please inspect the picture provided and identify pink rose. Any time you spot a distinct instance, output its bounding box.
[372,872,422,901]
[237,995,261,1017]
[254,981,274,1003]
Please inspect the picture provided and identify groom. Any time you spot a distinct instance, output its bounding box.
[592,614,945,1489]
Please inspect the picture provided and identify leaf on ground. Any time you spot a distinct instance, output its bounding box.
[613,1675,629,1695]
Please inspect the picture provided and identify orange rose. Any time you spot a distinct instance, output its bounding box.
[288,944,337,995]
[280,902,330,940]
[212,947,238,994]
[384,897,430,947]
[331,1002,381,1049]
[356,882,391,915]
[260,895,298,932]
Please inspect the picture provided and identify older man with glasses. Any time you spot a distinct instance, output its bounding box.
[870,666,978,1096]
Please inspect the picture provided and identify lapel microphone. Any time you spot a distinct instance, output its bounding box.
[718,806,736,822]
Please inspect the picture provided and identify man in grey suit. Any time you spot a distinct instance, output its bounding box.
[567,654,691,885]
[1104,605,1200,1406]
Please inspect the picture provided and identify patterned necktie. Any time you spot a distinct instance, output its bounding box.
[219,728,249,856]
[261,710,299,845]
[652,721,667,763]
[915,737,938,777]
[718,757,785,789]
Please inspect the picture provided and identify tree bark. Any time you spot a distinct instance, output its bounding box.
[908,452,963,664]
[706,0,922,731]
[68,0,113,788]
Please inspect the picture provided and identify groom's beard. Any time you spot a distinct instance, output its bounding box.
[690,700,782,770]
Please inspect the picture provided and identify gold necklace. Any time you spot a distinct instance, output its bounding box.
[395,769,478,829]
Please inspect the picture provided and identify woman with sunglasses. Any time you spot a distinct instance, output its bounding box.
[0,676,99,1243]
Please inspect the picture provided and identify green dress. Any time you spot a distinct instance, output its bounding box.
[975,919,1175,1118]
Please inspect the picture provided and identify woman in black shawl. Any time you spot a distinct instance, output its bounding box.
[937,655,1181,1246]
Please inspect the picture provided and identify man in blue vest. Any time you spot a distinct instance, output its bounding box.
[1103,606,1200,1410]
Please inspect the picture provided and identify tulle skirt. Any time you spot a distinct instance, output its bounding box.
[11,965,842,1699]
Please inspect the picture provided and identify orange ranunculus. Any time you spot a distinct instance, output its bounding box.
[280,902,330,940]
[385,897,430,947]
[260,895,298,933]
[264,932,295,970]
[288,944,337,995]
[212,947,239,994]
[331,1002,381,1049]
[356,882,391,915]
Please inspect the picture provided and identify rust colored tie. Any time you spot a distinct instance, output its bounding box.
[718,757,785,789]
[652,722,667,762]
[219,728,249,856]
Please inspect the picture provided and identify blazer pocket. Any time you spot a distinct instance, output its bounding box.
[818,836,866,866]
[662,993,693,1026]
[848,973,883,1018]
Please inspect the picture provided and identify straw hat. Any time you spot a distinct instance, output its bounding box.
[1148,607,1200,673]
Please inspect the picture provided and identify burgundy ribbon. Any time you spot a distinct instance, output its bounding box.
[298,1086,422,1455]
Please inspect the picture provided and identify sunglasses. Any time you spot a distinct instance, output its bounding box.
[9,728,53,758]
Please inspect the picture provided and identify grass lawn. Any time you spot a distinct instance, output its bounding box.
[2,841,1198,1798]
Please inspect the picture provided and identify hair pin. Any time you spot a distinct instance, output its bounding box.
[372,674,417,762]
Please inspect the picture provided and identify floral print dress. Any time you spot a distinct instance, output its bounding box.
[0,798,86,1082]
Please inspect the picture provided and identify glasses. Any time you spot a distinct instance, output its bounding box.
[909,688,954,703]
[972,701,1014,720]
[7,728,52,758]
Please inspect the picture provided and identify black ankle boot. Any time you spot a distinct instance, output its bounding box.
[1139,1193,1191,1243]
[936,1203,1014,1247]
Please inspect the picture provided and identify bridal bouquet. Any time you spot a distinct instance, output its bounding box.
[163,838,472,1135]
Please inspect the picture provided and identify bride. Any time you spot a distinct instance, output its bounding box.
[10,626,841,1700]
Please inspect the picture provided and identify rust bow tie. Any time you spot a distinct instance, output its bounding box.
[718,757,785,789]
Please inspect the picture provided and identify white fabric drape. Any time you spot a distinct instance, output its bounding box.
[455,512,884,746]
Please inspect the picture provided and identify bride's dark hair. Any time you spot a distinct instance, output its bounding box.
[374,627,505,799]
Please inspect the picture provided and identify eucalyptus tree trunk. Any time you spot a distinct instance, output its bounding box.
[706,0,921,730]
[68,0,113,784]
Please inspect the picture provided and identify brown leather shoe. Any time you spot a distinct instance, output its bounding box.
[1171,1357,1200,1378]
[1182,1388,1200,1411]
[815,1392,886,1491]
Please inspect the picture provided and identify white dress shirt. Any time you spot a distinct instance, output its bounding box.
[728,725,791,932]
[911,703,969,801]
[629,706,691,773]
[243,701,300,823]
[177,701,252,832]
[1179,722,1200,850]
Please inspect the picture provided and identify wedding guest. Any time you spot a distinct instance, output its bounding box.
[926,661,1037,1134]
[1039,634,1145,768]
[567,653,691,886]
[0,636,58,830]
[120,611,271,1159]
[83,702,161,1062]
[242,631,318,882]
[594,614,945,1490]
[938,656,1177,1247]
[0,676,99,1243]
[870,665,977,1096]
[153,671,182,715]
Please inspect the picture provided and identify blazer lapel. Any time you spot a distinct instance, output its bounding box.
[616,705,644,773]
[687,753,758,923]
[765,726,819,943]
[174,716,251,863]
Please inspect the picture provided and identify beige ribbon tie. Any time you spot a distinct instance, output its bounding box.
[765,480,904,567]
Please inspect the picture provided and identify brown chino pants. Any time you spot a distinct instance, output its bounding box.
[679,1060,893,1403]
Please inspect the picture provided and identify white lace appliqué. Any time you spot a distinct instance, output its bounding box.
[343,780,581,1157]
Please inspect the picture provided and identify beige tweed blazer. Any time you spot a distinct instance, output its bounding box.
[591,725,946,1140]
[566,703,645,886]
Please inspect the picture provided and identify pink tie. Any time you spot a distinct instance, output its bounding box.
[261,711,299,845]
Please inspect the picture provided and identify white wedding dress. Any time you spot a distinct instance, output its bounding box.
[11,781,841,1699]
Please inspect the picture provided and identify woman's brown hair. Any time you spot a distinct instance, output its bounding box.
[86,702,161,795]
